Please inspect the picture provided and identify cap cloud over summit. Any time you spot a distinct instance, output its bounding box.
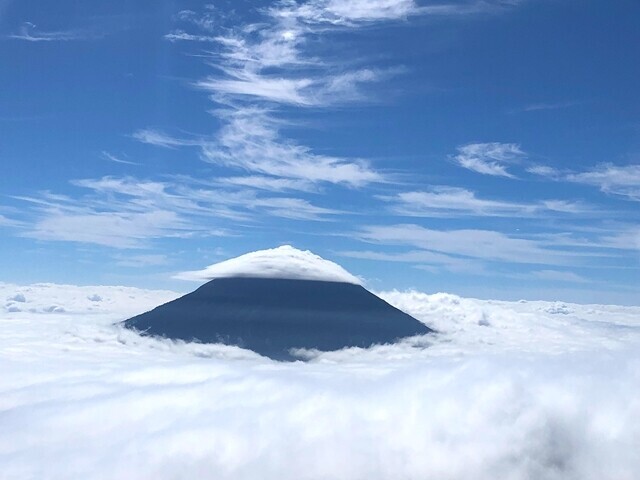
[175,245,362,285]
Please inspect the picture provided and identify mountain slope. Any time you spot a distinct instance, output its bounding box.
[124,277,431,360]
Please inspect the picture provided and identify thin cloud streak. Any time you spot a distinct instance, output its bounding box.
[355,224,617,267]
[339,248,485,274]
[380,186,594,218]
[527,162,640,202]
[132,129,205,149]
[16,175,342,248]
[101,151,140,166]
[453,142,525,178]
[200,109,382,187]
[7,22,102,42]
[521,100,580,112]
[530,269,590,284]
[567,164,640,202]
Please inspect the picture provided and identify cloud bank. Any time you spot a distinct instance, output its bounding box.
[1,282,640,479]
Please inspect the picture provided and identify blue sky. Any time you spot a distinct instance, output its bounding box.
[1,0,639,304]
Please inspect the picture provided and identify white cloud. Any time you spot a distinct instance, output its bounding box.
[276,0,420,25]
[530,269,590,283]
[164,30,217,42]
[420,1,526,16]
[8,22,101,42]
[356,224,593,266]
[114,254,170,268]
[175,7,218,32]
[0,214,22,228]
[381,186,592,217]
[198,74,316,105]
[567,163,640,201]
[521,101,579,112]
[150,0,530,194]
[528,163,640,202]
[101,151,140,166]
[273,0,523,25]
[339,248,484,274]
[1,282,640,479]
[454,142,525,178]
[247,196,341,220]
[25,210,192,249]
[597,227,640,252]
[219,176,317,192]
[196,65,387,106]
[153,0,415,190]
[201,109,382,186]
[132,129,203,149]
[527,164,561,178]
[17,175,342,248]
[175,245,362,284]
[131,115,381,187]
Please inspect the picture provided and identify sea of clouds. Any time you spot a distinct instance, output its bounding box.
[1,282,640,480]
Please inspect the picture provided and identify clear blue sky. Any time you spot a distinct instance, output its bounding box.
[1,0,639,304]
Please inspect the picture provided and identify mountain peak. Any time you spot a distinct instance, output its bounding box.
[175,245,362,285]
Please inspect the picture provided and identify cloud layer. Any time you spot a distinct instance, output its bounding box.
[1,282,640,479]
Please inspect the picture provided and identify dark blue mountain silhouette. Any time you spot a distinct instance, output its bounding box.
[124,277,432,360]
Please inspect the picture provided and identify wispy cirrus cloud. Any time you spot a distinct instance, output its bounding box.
[269,0,522,25]
[339,248,486,274]
[164,30,217,43]
[158,0,398,187]
[101,151,140,166]
[7,22,102,42]
[16,175,341,248]
[218,176,317,193]
[355,224,615,267]
[380,186,593,217]
[132,116,381,187]
[530,269,590,284]
[527,164,562,179]
[155,0,526,192]
[567,163,640,202]
[131,129,204,149]
[114,254,170,268]
[140,1,531,195]
[521,100,580,112]
[527,162,640,202]
[453,142,525,178]
[0,214,22,228]
[200,109,382,187]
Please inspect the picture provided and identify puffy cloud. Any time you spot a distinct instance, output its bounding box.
[176,245,362,284]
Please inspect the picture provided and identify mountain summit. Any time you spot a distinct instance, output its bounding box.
[175,245,362,284]
[124,247,432,360]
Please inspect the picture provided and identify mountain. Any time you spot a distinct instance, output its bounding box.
[123,246,432,360]
[124,277,431,360]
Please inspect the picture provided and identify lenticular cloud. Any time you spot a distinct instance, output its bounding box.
[175,245,362,284]
[1,281,640,480]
